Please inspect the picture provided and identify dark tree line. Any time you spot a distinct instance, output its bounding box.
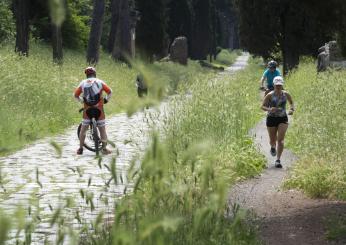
[137,0,240,60]
[7,0,240,64]
[234,0,346,74]
[5,0,346,69]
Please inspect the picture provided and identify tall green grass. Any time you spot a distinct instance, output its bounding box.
[0,42,209,154]
[284,61,346,200]
[85,57,266,244]
[0,42,138,153]
[214,49,242,67]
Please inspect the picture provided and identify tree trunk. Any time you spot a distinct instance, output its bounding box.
[49,0,66,64]
[52,24,63,64]
[190,0,211,60]
[87,0,105,65]
[112,0,132,61]
[107,0,121,53]
[280,6,299,75]
[14,0,30,56]
[282,46,299,75]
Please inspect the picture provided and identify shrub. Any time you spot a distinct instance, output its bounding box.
[62,11,90,49]
[0,1,15,43]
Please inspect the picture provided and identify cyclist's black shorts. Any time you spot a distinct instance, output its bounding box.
[266,116,288,127]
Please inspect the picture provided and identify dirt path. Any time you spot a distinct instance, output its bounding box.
[229,116,346,244]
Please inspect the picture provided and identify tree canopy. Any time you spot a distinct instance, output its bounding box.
[235,0,346,73]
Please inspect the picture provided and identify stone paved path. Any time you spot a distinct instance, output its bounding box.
[0,105,167,244]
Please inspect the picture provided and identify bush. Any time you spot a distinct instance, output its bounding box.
[214,49,239,66]
[62,11,90,49]
[0,1,15,43]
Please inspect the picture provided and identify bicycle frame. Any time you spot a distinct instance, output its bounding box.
[77,107,103,156]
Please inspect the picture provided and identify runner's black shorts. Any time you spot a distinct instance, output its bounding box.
[266,116,288,127]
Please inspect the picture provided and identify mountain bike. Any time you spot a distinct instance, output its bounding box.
[77,107,103,156]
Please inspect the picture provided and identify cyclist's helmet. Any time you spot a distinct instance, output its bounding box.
[267,60,277,69]
[84,66,96,76]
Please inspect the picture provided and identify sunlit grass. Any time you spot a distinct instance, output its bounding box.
[284,62,346,199]
[213,49,241,67]
[0,41,137,153]
[0,41,208,154]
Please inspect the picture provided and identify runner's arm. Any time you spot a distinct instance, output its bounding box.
[286,92,295,114]
[261,93,272,112]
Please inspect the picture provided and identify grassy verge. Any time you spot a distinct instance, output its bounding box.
[213,49,242,67]
[198,49,241,71]
[93,57,266,244]
[284,61,346,200]
[0,42,209,155]
[0,42,138,154]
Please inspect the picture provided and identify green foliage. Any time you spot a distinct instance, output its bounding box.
[166,57,265,181]
[214,49,240,66]
[62,1,90,49]
[49,0,66,26]
[284,62,346,200]
[0,1,15,43]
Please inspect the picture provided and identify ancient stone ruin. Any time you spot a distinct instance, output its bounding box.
[169,36,188,65]
[317,40,346,72]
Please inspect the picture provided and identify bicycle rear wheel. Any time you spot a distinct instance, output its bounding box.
[77,123,100,152]
[91,119,100,156]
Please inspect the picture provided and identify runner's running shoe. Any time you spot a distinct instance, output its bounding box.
[270,147,276,156]
[275,159,282,168]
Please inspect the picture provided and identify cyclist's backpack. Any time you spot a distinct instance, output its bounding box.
[83,81,101,106]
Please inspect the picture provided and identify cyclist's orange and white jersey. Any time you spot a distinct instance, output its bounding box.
[74,78,112,127]
[74,78,112,102]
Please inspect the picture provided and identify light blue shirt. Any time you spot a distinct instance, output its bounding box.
[263,69,281,89]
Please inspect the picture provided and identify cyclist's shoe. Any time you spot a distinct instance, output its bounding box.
[270,147,276,156]
[77,148,83,155]
[102,148,112,155]
[275,159,282,168]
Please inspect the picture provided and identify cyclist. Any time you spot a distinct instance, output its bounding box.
[74,67,112,155]
[260,60,281,96]
[261,76,295,168]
